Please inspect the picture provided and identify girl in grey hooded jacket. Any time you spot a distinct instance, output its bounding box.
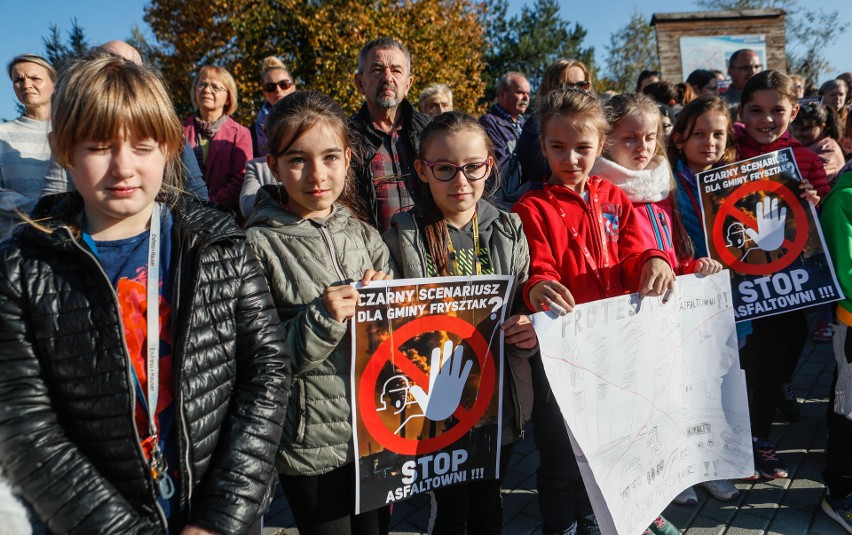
[245,91,393,535]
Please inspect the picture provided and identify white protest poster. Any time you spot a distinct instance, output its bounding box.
[351,276,513,513]
[531,272,753,535]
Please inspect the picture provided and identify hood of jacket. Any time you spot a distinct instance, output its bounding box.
[733,122,802,158]
[245,185,357,236]
[591,155,672,203]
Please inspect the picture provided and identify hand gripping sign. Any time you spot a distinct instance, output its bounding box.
[351,276,513,513]
[698,148,842,321]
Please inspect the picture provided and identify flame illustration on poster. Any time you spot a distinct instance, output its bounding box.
[351,275,513,514]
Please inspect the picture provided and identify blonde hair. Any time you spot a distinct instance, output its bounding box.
[7,53,56,81]
[52,55,186,203]
[261,56,289,81]
[191,65,239,116]
[604,92,666,160]
[539,88,608,145]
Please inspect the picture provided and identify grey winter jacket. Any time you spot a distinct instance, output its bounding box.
[246,186,394,476]
[382,200,534,443]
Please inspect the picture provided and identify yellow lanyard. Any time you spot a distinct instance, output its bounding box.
[445,212,481,276]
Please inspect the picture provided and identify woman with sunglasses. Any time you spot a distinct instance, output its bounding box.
[253,56,297,157]
[183,65,252,223]
[516,59,595,185]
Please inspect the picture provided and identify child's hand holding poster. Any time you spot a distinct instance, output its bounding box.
[697,147,843,321]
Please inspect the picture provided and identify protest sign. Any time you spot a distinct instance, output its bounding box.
[351,275,513,513]
[697,147,843,321]
[532,272,753,535]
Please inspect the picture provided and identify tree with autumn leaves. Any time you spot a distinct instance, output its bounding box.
[143,0,601,124]
[144,0,489,124]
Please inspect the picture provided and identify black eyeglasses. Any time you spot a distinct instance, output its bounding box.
[420,159,491,182]
[263,80,294,93]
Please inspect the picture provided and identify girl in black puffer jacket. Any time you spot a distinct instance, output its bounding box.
[0,54,290,534]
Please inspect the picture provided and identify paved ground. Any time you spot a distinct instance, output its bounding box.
[263,333,845,534]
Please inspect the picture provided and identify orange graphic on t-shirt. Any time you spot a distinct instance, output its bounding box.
[116,272,174,433]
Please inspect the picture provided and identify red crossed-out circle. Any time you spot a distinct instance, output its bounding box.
[358,315,495,455]
[711,179,809,276]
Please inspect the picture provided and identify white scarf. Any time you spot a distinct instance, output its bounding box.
[591,155,672,203]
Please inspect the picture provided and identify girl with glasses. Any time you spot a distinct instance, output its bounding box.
[184,65,252,224]
[383,111,536,534]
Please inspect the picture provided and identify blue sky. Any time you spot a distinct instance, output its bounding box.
[1,0,849,120]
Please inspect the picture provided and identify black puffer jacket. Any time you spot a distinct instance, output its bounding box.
[0,193,290,534]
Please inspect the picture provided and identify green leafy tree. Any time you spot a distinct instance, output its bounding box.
[601,10,659,93]
[695,0,844,85]
[42,18,90,71]
[481,0,594,104]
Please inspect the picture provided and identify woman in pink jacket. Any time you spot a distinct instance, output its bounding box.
[184,66,252,222]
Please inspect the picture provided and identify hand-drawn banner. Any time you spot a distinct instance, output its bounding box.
[351,275,513,514]
[698,147,843,321]
[532,272,753,535]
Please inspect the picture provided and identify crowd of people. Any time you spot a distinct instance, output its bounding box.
[0,33,850,535]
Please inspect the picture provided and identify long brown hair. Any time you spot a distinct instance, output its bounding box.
[264,90,366,220]
[415,111,495,276]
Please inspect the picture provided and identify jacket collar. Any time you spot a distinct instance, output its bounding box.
[21,192,240,250]
[245,185,353,235]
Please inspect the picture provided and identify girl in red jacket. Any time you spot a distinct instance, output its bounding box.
[513,88,676,535]
[734,70,822,481]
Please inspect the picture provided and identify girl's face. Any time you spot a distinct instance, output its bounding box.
[822,86,847,112]
[541,114,603,193]
[414,130,490,227]
[609,111,659,171]
[741,89,799,145]
[676,111,729,174]
[267,122,350,219]
[790,121,824,146]
[262,69,295,107]
[68,127,166,237]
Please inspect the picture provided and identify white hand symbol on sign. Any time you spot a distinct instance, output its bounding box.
[410,340,473,421]
[744,196,787,252]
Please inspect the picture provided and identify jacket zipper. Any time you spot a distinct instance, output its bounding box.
[645,204,665,250]
[66,229,169,530]
[319,225,347,281]
[171,232,194,505]
[173,230,240,504]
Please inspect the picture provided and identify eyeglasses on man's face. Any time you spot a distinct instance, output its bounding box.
[420,159,492,182]
[263,80,294,93]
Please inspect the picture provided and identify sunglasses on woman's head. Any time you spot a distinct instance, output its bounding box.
[263,80,294,93]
